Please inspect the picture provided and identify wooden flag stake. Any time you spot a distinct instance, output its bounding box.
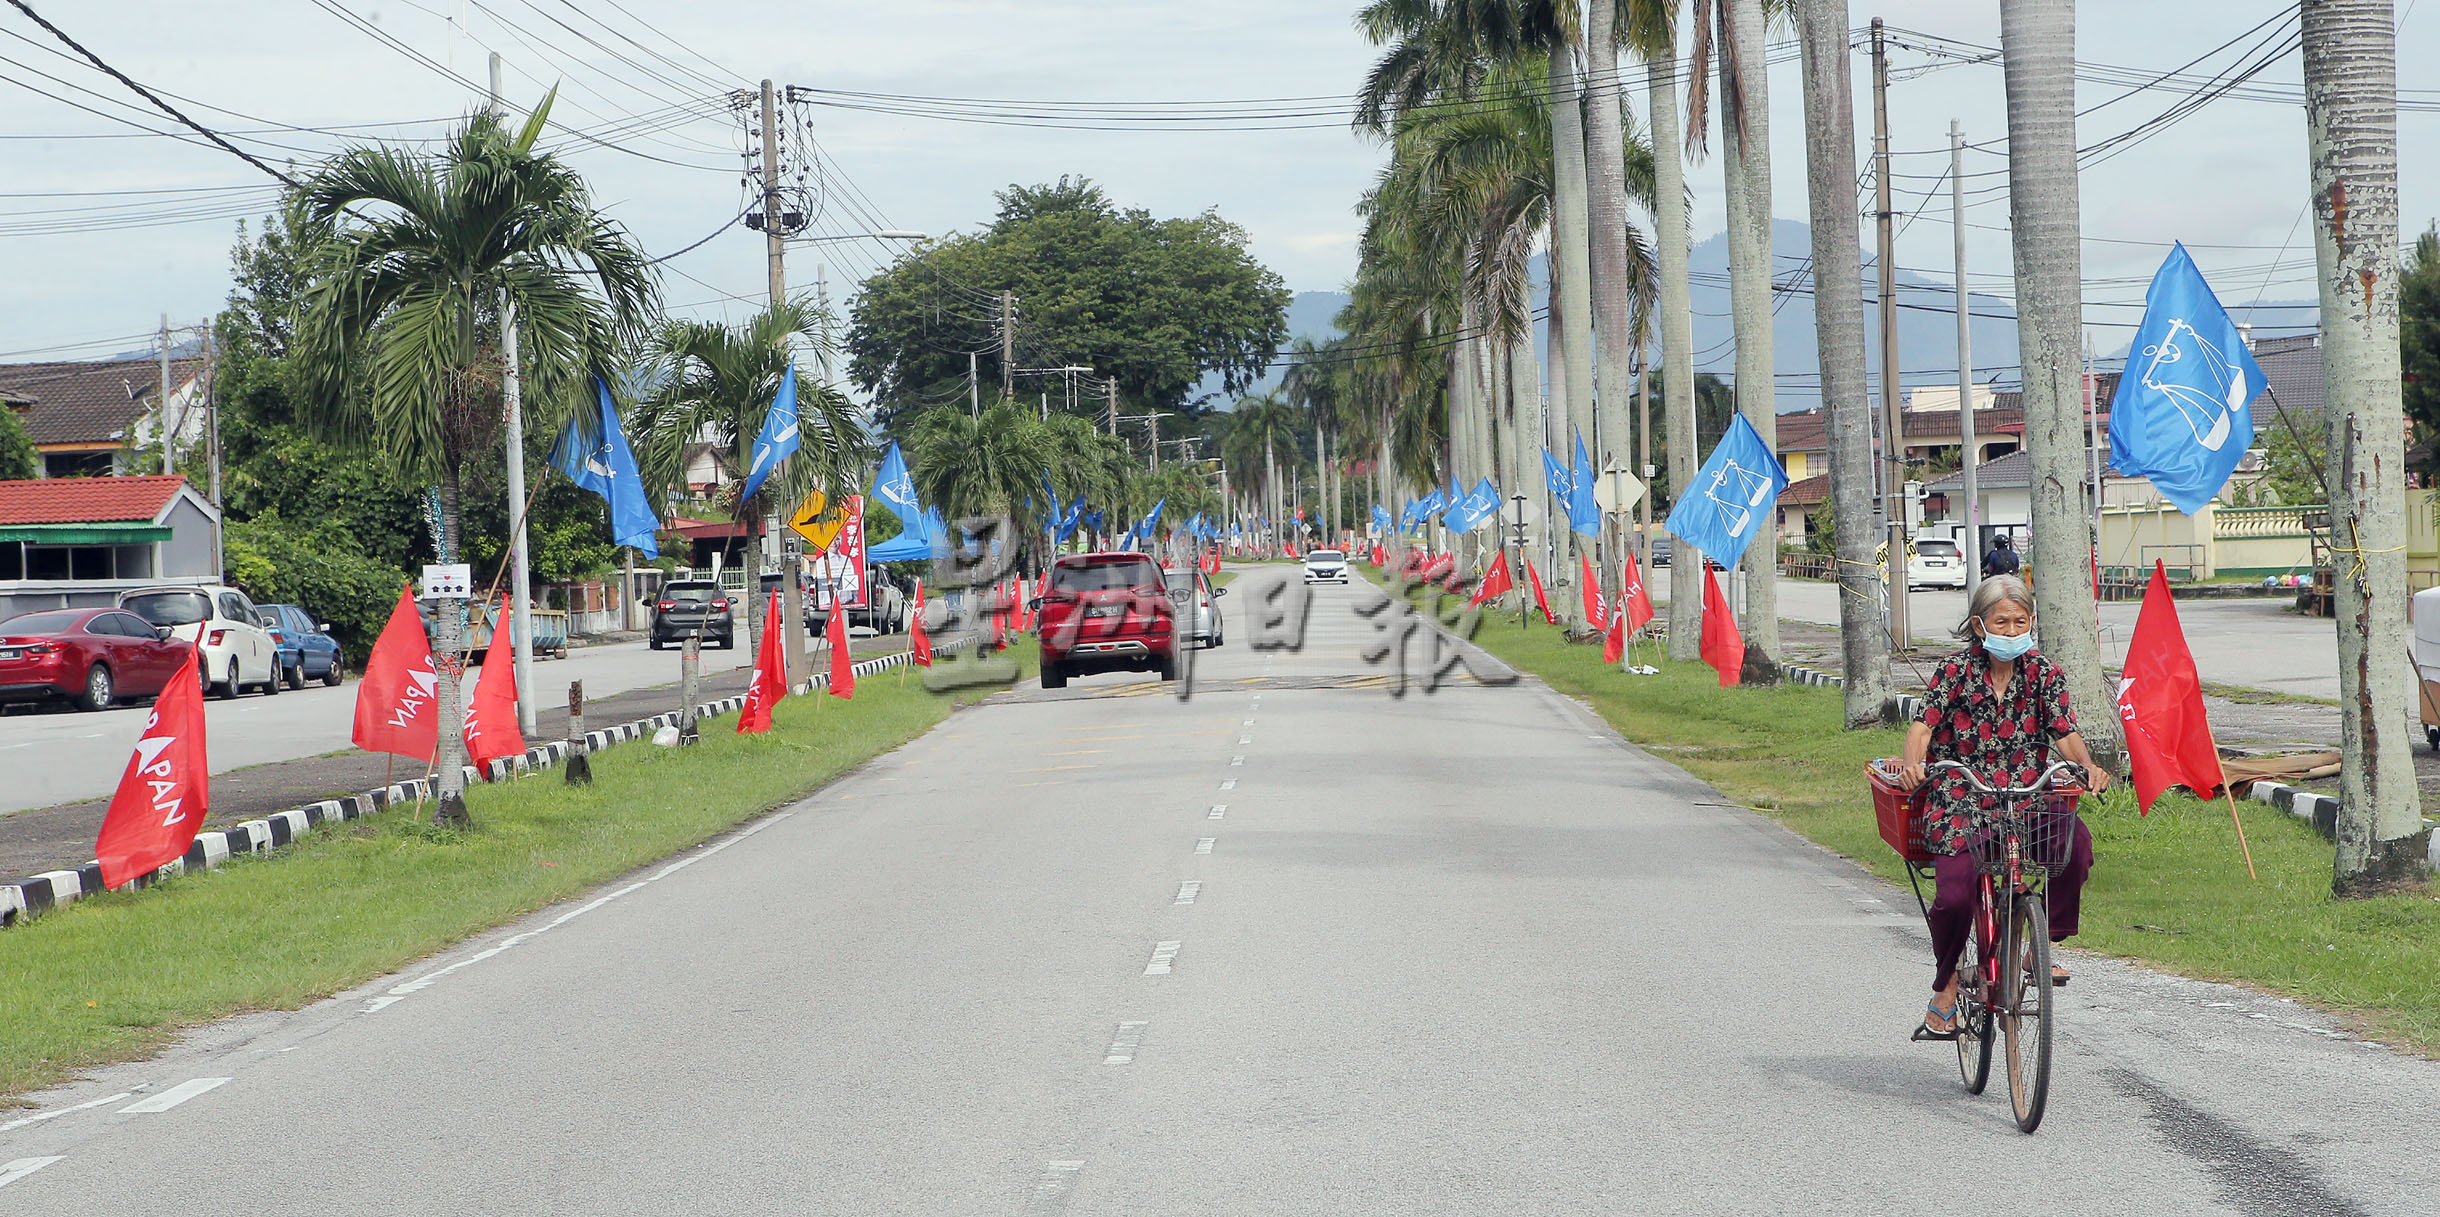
[2220,786,2259,881]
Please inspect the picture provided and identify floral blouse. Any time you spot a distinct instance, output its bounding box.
[1918,644,2078,854]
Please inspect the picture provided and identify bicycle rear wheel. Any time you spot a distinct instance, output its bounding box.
[2001,893,2055,1133]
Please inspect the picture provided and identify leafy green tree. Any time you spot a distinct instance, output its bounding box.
[2400,224,2440,469]
[904,398,1052,533]
[0,403,37,481]
[847,178,1290,431]
[223,515,409,664]
[287,98,656,827]
[1640,368,1733,510]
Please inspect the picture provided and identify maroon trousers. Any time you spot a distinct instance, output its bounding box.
[1927,815,2093,993]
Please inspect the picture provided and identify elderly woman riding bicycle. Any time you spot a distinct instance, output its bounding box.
[1895,575,2112,1041]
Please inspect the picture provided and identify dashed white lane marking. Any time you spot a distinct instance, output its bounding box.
[1242,718,1255,726]
[117,1077,229,1113]
[1195,837,1216,855]
[1238,734,1251,745]
[1220,779,1235,790]
[1230,755,1244,766]
[1144,940,1182,975]
[0,1091,134,1133]
[0,1158,64,1190]
[1174,881,1201,904]
[1208,804,1226,820]
[1103,1022,1149,1065]
[1026,1160,1085,1213]
[364,812,794,1013]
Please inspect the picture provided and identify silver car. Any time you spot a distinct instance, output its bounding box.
[1164,569,1225,648]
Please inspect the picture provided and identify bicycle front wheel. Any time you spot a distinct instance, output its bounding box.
[2001,892,2055,1133]
[1955,942,1994,1094]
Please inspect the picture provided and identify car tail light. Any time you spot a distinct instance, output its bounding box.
[657,601,675,612]
[23,642,57,656]
[206,630,228,647]
[712,599,730,611]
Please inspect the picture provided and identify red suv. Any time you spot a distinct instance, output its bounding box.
[1035,552,1176,689]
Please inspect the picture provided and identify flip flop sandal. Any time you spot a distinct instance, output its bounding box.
[1911,1000,1960,1042]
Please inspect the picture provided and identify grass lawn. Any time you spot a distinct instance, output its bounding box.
[0,650,1024,1100]
[1438,590,2440,1054]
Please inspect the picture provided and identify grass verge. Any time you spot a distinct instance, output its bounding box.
[1439,590,2440,1053]
[0,649,1025,1100]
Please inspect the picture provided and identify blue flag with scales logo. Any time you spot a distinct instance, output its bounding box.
[551,377,660,557]
[2107,244,2263,515]
[1664,412,1788,571]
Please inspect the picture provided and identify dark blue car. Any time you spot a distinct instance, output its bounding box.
[261,604,345,688]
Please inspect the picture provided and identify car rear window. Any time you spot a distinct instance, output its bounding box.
[123,590,212,627]
[664,583,718,604]
[0,610,85,634]
[1053,559,1162,592]
[1917,541,1959,557]
[1309,550,1345,562]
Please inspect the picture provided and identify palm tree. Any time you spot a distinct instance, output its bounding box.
[903,398,1053,539]
[628,298,867,668]
[1229,392,1300,553]
[1998,0,2117,756]
[1792,0,1893,726]
[2300,0,2423,891]
[289,98,655,827]
[1631,2,1707,660]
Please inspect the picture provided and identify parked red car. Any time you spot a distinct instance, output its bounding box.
[0,607,195,711]
[1035,552,1176,689]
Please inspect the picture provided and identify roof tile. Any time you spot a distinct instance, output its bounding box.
[0,475,190,525]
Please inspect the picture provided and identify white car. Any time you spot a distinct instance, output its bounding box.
[1908,538,1969,590]
[1302,548,1350,585]
[1165,569,1225,648]
[119,584,283,699]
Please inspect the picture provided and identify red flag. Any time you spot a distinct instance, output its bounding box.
[737,590,785,734]
[827,590,857,700]
[2115,561,2226,812]
[94,646,208,889]
[1525,560,1558,625]
[1469,554,1515,606]
[1580,552,1606,626]
[1701,566,1743,688]
[1285,541,1300,559]
[1621,550,1656,635]
[353,584,439,762]
[910,579,933,667]
[1603,607,1627,664]
[463,598,525,774]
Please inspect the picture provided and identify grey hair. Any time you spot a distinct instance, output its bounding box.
[1954,574,2035,642]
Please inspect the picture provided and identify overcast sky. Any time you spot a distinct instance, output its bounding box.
[3,1,2434,365]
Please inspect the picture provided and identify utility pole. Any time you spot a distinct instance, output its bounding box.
[493,53,538,736]
[1105,380,1118,437]
[1634,346,1651,571]
[1000,292,1015,400]
[760,77,811,685]
[1952,118,1981,596]
[157,314,172,475]
[203,324,222,577]
[968,351,980,419]
[1870,18,1911,652]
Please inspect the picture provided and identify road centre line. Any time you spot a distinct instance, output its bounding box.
[1208,805,1225,819]
[117,1077,229,1113]
[0,1091,134,1133]
[1220,779,1235,790]
[1174,881,1200,904]
[1144,941,1182,975]
[1195,838,1215,855]
[1025,1160,1085,1214]
[1230,756,1243,766]
[362,812,794,1014]
[0,1158,63,1190]
[1103,1022,1149,1065]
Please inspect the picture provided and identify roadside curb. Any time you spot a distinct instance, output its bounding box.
[0,641,957,930]
[2238,778,2440,869]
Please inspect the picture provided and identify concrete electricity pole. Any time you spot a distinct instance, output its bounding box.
[1870,19,1911,653]
[2302,0,2429,891]
[1000,292,1016,400]
[158,314,173,474]
[490,54,538,735]
[1952,118,1982,598]
[755,78,814,685]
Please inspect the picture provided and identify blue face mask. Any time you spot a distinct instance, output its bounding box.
[1982,628,2034,661]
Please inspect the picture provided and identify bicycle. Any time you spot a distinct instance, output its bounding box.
[1868,758,2086,1133]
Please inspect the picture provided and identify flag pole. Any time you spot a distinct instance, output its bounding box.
[2219,785,2260,881]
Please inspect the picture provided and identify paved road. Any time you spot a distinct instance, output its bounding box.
[3,571,2432,1212]
[1654,568,2345,699]
[0,633,895,817]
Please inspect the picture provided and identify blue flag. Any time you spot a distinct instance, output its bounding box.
[1567,434,1601,537]
[1371,503,1393,534]
[1080,508,1103,535]
[1664,412,1789,571]
[1138,497,1165,540]
[870,441,922,526]
[738,364,800,504]
[1544,448,1575,500]
[2107,244,2263,514]
[551,377,661,558]
[1446,478,1501,534]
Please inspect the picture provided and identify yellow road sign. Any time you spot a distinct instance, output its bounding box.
[790,488,847,552]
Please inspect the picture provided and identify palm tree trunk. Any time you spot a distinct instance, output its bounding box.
[1265,437,1280,556]
[1510,325,1543,578]
[1584,0,1640,616]
[1722,0,1778,661]
[1796,0,1894,725]
[1650,33,1704,661]
[2303,0,2428,891]
[1998,0,2118,755]
[1548,37,1599,572]
[431,458,472,827]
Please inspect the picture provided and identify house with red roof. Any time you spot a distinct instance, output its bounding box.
[0,475,221,620]
[0,356,207,478]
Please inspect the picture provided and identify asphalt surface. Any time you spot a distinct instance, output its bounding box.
[0,633,915,884]
[3,569,2434,1212]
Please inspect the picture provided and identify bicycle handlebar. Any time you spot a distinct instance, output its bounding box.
[1924,759,2087,797]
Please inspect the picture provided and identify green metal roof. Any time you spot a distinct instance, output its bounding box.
[0,523,173,544]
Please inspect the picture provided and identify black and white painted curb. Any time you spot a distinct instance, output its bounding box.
[0,640,968,929]
[2239,778,2440,869]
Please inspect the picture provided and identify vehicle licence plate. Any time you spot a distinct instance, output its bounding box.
[1087,605,1122,618]
[0,648,17,661]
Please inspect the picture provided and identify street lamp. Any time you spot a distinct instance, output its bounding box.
[1509,494,1530,629]
[786,229,929,244]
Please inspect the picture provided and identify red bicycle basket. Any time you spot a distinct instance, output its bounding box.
[1867,758,1935,862]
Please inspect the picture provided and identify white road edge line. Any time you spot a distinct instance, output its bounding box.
[117,1077,230,1114]
[0,1158,64,1190]
[363,812,796,1013]
[0,1091,133,1133]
